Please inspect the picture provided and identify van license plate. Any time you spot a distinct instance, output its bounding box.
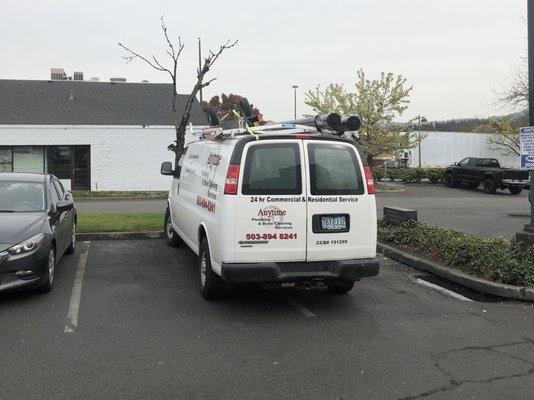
[312,214,350,233]
[322,216,346,231]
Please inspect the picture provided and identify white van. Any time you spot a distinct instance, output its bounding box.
[161,122,379,299]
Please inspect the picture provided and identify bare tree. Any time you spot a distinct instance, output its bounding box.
[119,17,237,165]
[494,62,529,111]
[487,61,528,157]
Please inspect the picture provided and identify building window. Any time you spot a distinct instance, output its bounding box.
[47,146,72,179]
[1,145,90,190]
[0,147,12,172]
[13,146,44,173]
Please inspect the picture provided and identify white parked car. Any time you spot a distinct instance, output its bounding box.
[161,118,379,299]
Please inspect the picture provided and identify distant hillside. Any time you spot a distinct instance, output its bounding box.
[420,110,527,133]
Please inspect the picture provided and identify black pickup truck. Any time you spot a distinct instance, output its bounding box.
[443,157,529,194]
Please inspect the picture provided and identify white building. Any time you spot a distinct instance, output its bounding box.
[0,79,207,191]
[408,130,519,168]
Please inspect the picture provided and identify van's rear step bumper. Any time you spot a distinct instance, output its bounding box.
[221,258,380,283]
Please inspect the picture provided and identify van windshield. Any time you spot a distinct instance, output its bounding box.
[308,143,364,195]
[242,143,302,195]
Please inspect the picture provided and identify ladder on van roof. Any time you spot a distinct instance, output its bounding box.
[191,97,362,143]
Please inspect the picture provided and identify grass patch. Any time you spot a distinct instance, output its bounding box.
[378,220,534,287]
[72,191,168,199]
[78,213,164,233]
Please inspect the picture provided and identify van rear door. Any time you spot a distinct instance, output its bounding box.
[234,140,307,263]
[304,140,376,261]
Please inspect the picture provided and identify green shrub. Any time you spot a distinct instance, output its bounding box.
[370,167,445,184]
[426,168,445,184]
[372,168,384,182]
[378,219,534,287]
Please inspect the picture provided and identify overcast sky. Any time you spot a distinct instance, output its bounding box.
[1,0,528,122]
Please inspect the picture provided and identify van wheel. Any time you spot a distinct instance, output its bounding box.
[327,280,354,294]
[199,239,225,300]
[164,208,181,247]
[509,187,522,195]
[483,178,497,194]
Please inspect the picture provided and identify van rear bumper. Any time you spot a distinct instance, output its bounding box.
[221,258,380,283]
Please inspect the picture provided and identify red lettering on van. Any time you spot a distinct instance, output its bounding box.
[196,195,216,213]
[257,208,287,218]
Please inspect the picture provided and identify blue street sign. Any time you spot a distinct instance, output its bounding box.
[520,127,534,170]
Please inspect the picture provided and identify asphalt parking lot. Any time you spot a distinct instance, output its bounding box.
[376,184,531,239]
[1,239,533,400]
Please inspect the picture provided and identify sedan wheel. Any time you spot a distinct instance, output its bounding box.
[66,222,76,254]
[48,250,55,285]
[39,248,56,293]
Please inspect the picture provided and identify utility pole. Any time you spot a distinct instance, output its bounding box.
[415,115,427,168]
[292,85,298,119]
[198,37,203,104]
[525,0,534,232]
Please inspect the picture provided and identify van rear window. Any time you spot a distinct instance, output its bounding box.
[242,143,301,195]
[308,143,364,195]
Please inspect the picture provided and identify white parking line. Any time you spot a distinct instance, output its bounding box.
[280,292,317,317]
[64,241,91,333]
[415,278,473,302]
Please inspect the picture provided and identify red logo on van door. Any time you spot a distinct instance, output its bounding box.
[207,152,221,167]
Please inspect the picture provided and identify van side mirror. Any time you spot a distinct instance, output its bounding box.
[57,199,74,212]
[161,161,174,176]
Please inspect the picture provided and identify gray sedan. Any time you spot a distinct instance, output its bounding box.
[0,173,76,293]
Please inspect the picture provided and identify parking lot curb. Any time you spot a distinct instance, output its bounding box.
[377,241,533,301]
[77,231,165,241]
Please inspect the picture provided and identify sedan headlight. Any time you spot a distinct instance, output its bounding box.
[8,233,45,255]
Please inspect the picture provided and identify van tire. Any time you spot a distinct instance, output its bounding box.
[327,280,354,294]
[199,239,225,300]
[164,208,181,247]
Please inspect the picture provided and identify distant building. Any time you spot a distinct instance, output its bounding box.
[73,71,84,81]
[50,68,67,80]
[407,131,518,168]
[0,79,207,191]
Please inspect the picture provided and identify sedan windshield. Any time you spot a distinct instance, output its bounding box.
[0,181,45,212]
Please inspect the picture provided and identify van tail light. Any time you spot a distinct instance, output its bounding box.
[364,166,375,195]
[224,164,240,195]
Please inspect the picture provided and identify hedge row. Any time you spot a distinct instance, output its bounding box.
[378,220,534,287]
[372,167,445,184]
